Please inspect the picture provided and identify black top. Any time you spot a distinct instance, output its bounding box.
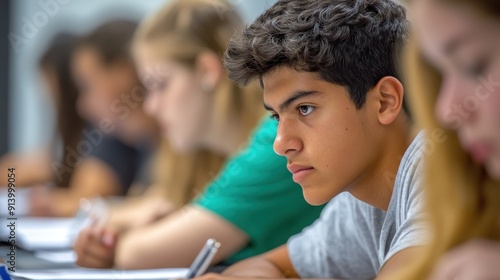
[89,133,152,195]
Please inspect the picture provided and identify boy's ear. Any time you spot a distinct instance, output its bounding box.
[374,76,404,126]
[195,51,223,92]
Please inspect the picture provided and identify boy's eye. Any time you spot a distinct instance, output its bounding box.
[270,113,280,122]
[298,105,314,116]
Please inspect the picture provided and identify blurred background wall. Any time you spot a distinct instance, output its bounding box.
[0,1,9,156]
[4,0,277,156]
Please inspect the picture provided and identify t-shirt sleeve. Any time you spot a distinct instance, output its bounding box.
[382,157,428,266]
[288,194,377,279]
[193,117,323,261]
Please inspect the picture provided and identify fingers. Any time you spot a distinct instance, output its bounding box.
[194,273,224,280]
[101,227,118,247]
[74,226,116,268]
[76,250,114,269]
[193,273,243,280]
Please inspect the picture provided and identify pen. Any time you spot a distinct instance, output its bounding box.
[185,239,221,279]
[88,197,109,228]
[69,198,92,241]
[69,197,109,242]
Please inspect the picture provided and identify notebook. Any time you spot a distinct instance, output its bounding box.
[10,268,189,280]
[5,218,76,251]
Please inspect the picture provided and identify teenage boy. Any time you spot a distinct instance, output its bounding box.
[200,0,427,279]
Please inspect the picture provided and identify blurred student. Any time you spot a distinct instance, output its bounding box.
[195,0,428,279]
[0,34,84,188]
[71,20,159,189]
[67,15,224,230]
[73,18,227,229]
[0,34,146,217]
[73,0,324,270]
[63,20,172,222]
[382,0,500,279]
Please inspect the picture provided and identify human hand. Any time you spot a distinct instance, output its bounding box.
[73,225,118,268]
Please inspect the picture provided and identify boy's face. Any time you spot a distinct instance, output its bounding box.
[263,67,380,205]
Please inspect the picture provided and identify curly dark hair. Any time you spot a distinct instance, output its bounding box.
[224,0,410,109]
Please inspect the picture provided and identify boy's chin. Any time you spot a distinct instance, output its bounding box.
[301,187,338,206]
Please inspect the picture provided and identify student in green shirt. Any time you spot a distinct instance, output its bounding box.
[73,0,323,269]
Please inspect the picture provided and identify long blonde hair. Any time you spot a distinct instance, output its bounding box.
[134,0,265,207]
[388,2,500,278]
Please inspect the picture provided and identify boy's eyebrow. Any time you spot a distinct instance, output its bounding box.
[264,90,321,112]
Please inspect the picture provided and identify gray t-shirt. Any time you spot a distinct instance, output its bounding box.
[288,132,427,279]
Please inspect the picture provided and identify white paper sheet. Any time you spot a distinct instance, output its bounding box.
[34,250,77,264]
[16,218,76,251]
[11,268,189,280]
[1,217,77,251]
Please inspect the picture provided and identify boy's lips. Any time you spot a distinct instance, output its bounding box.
[288,164,315,183]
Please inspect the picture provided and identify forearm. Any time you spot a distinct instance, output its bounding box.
[49,190,82,217]
[30,176,121,217]
[107,199,145,231]
[223,256,286,278]
[30,188,90,217]
[115,217,213,269]
[0,152,53,186]
[114,206,248,270]
[107,196,175,231]
[49,181,119,217]
[223,244,300,278]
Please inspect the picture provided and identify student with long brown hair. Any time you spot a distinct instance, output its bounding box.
[71,20,160,194]
[73,0,323,270]
[0,34,85,189]
[384,0,500,279]
[0,33,147,217]
[65,20,168,224]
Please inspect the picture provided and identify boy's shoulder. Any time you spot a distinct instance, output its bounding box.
[392,131,426,206]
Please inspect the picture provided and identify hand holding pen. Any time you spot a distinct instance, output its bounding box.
[72,197,118,269]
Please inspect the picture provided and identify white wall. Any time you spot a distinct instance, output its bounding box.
[9,0,276,152]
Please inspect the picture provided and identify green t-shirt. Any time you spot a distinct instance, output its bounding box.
[193,117,324,263]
